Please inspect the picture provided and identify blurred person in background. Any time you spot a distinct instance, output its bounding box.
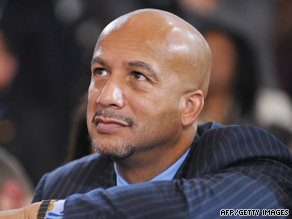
[0,0,76,185]
[0,147,33,210]
[0,26,18,151]
[0,26,17,120]
[178,0,280,90]
[65,93,94,163]
[199,27,258,126]
[275,0,292,100]
[200,26,292,149]
[0,27,34,207]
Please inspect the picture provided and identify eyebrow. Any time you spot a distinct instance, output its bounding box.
[91,57,106,66]
[91,57,159,81]
[128,61,158,80]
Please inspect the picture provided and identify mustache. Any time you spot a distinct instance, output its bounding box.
[92,110,135,127]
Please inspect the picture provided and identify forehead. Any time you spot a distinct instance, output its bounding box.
[94,40,159,63]
[96,23,167,53]
[92,20,196,70]
[93,27,175,74]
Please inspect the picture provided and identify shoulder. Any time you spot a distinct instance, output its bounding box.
[32,153,113,201]
[193,122,292,173]
[46,153,110,183]
[197,121,290,155]
[193,122,292,207]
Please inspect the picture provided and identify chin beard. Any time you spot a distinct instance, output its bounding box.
[91,139,135,160]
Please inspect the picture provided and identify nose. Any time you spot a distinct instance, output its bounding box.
[97,77,124,109]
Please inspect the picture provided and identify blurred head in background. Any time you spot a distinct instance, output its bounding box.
[0,27,17,93]
[0,147,33,210]
[199,26,292,148]
[0,27,18,144]
[65,93,93,163]
[199,26,258,125]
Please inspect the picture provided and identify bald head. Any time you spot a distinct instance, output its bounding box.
[95,9,212,97]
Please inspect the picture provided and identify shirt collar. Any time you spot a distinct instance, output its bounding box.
[114,147,191,186]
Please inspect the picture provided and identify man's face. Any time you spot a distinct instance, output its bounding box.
[87,26,184,160]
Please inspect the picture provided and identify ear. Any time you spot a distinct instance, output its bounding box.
[180,90,204,127]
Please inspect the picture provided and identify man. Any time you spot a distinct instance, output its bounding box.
[1,8,292,218]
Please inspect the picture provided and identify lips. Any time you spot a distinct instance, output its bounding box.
[94,117,129,132]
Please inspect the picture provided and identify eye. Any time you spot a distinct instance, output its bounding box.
[93,68,108,76]
[132,71,147,81]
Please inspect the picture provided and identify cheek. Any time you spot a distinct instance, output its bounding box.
[88,80,101,105]
[129,90,180,125]
[135,98,182,145]
[87,84,100,126]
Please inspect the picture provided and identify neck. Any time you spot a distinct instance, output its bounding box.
[115,130,195,184]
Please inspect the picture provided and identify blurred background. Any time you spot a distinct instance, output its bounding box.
[0,0,291,191]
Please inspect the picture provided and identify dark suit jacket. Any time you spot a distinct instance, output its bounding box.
[33,122,292,218]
